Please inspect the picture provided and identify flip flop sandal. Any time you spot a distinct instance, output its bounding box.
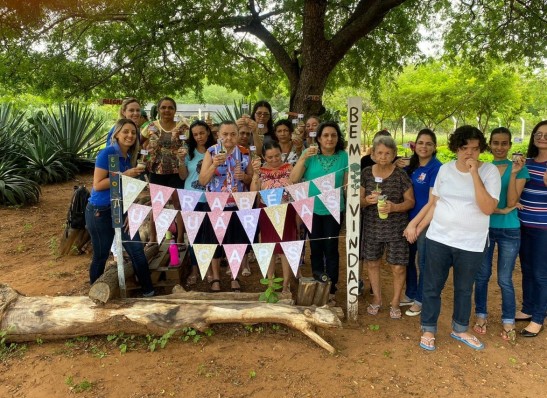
[450,333,484,350]
[367,303,381,315]
[473,319,488,335]
[419,336,436,351]
[390,307,402,319]
[501,328,516,343]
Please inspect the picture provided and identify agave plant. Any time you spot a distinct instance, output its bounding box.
[22,132,78,184]
[32,103,106,171]
[0,158,41,206]
[215,99,253,122]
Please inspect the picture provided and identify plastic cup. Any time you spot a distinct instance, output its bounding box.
[137,161,146,170]
[377,195,388,219]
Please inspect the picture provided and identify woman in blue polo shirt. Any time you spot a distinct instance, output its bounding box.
[85,118,154,296]
[403,129,442,316]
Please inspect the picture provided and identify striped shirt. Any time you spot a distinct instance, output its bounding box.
[518,159,547,229]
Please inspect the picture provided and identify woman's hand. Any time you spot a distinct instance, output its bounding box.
[293,136,304,153]
[403,224,418,244]
[544,169,547,186]
[212,153,226,167]
[381,200,396,214]
[512,156,524,174]
[251,158,261,174]
[123,167,144,178]
[234,161,245,180]
[177,147,188,160]
[304,146,318,158]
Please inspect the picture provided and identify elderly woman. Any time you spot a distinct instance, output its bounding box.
[517,120,547,337]
[85,119,154,296]
[361,136,415,319]
[290,121,348,305]
[199,121,254,292]
[251,141,296,293]
[410,126,500,351]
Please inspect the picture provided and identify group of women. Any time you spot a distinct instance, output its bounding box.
[85,96,546,348]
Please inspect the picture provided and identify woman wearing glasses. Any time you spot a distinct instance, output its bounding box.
[251,100,275,146]
[517,120,547,337]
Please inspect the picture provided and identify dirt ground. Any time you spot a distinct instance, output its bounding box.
[0,175,545,398]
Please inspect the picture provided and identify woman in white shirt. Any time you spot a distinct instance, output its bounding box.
[405,125,501,351]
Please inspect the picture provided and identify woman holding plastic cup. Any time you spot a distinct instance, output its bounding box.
[290,121,348,306]
[360,135,415,319]
[199,121,254,292]
[273,119,303,166]
[251,100,275,146]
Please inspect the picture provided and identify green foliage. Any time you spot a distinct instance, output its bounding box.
[215,99,253,123]
[146,329,176,352]
[65,375,93,393]
[106,332,137,354]
[259,276,283,303]
[0,329,27,362]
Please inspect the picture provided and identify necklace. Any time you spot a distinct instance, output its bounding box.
[317,152,339,172]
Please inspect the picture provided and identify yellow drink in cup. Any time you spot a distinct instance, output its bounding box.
[377,194,388,219]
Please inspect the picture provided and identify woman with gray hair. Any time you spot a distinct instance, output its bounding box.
[360,135,415,319]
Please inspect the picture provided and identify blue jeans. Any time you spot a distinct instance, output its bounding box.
[520,226,547,325]
[405,228,427,304]
[421,238,486,334]
[85,203,154,294]
[474,228,519,324]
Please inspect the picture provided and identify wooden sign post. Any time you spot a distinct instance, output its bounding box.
[346,97,362,321]
[108,154,127,298]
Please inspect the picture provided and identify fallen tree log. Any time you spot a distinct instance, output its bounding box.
[0,284,341,352]
[169,284,294,302]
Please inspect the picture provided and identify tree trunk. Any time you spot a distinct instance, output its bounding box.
[0,284,341,353]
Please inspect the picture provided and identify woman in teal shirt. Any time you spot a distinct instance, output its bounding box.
[290,121,348,305]
[473,127,529,341]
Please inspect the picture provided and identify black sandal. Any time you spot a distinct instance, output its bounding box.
[231,278,242,293]
[209,279,221,293]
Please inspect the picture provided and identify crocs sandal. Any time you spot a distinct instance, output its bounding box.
[473,319,488,335]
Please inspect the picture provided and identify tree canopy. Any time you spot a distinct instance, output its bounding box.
[0,1,545,115]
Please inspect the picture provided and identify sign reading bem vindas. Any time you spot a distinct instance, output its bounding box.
[346,97,362,321]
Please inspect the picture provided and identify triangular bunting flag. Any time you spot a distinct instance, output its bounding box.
[149,183,175,219]
[207,210,232,244]
[205,191,231,211]
[154,208,179,244]
[291,197,315,232]
[252,243,276,278]
[280,240,305,277]
[223,244,248,279]
[259,188,284,207]
[318,188,341,223]
[192,244,217,280]
[232,191,257,210]
[127,203,152,239]
[263,204,288,240]
[181,211,206,244]
[313,172,336,193]
[122,175,148,213]
[285,181,310,202]
[177,189,203,211]
[236,209,261,242]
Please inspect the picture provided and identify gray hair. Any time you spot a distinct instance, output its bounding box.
[372,135,397,154]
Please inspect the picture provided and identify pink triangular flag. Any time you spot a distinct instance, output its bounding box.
[155,208,179,244]
[223,244,248,279]
[127,203,152,239]
[149,183,175,219]
[181,211,206,244]
[280,240,305,277]
[291,197,315,232]
[232,191,257,210]
[205,191,231,211]
[236,209,261,242]
[207,210,232,244]
[122,175,148,213]
[318,188,341,223]
[177,189,203,211]
[285,181,310,202]
[252,243,276,278]
[192,244,217,280]
[313,173,336,193]
[263,204,288,240]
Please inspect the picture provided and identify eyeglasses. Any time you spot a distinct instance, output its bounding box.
[255,112,270,117]
[534,132,547,140]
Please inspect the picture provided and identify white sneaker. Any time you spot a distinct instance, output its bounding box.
[400,296,414,306]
